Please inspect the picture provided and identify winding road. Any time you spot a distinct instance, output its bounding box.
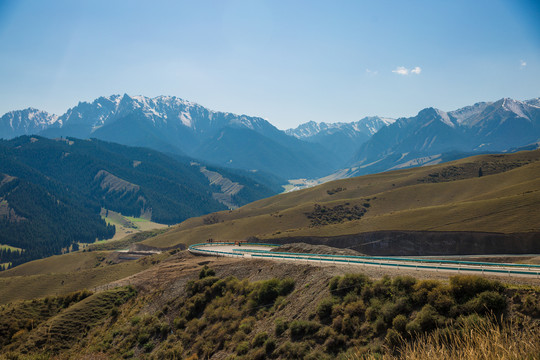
[189,242,540,279]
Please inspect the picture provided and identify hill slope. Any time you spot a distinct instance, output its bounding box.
[0,136,279,267]
[144,150,540,255]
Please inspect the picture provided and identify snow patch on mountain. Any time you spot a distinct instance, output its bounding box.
[449,102,490,126]
[0,108,60,137]
[502,98,529,119]
[434,109,455,127]
[525,98,540,108]
[286,116,396,139]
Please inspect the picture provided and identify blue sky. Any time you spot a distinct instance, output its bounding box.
[0,0,538,129]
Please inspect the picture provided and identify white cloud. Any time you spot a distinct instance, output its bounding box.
[365,69,378,76]
[520,60,527,68]
[392,66,409,75]
[392,66,422,76]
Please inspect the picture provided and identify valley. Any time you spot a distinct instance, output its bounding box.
[1,2,539,358]
[99,209,169,242]
[141,150,540,256]
[0,96,539,359]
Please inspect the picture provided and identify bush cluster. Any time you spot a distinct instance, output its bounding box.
[306,203,367,226]
[312,274,510,355]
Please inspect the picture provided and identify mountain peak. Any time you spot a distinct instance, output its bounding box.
[0,108,60,137]
[416,107,455,127]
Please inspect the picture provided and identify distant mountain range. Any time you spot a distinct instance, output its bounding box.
[285,117,395,160]
[1,95,539,181]
[0,95,338,178]
[342,98,540,177]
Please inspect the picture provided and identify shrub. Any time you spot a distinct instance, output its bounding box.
[520,294,540,317]
[199,265,216,279]
[385,328,402,347]
[252,332,268,347]
[381,301,399,323]
[278,277,295,295]
[464,291,506,315]
[317,298,335,323]
[450,275,503,303]
[427,287,455,314]
[406,304,441,333]
[250,348,266,360]
[314,326,333,343]
[143,342,154,352]
[239,317,255,334]
[275,317,289,336]
[373,276,392,298]
[365,299,382,322]
[289,320,321,341]
[186,276,219,296]
[306,350,332,360]
[173,317,186,329]
[412,280,441,304]
[278,341,309,359]
[392,314,408,333]
[235,341,250,355]
[344,300,366,318]
[130,316,141,326]
[323,332,347,353]
[331,315,343,333]
[264,337,276,354]
[330,274,371,297]
[374,316,386,335]
[341,314,361,335]
[249,278,295,309]
[392,276,417,293]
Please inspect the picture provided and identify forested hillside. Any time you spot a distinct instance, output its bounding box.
[0,174,115,268]
[0,136,280,268]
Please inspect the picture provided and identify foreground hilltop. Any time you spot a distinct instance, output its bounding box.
[0,251,539,359]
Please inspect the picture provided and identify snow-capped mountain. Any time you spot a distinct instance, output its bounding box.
[286,116,395,159]
[345,97,540,177]
[286,116,395,139]
[1,94,337,179]
[0,108,60,138]
[1,95,539,181]
[41,94,277,143]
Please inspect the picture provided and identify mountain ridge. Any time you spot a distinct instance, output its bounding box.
[1,94,338,178]
[1,95,539,180]
[343,97,540,178]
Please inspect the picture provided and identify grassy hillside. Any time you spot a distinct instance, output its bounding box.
[0,251,169,304]
[99,209,169,242]
[143,150,540,248]
[0,260,538,359]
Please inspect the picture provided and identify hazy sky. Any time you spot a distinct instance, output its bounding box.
[0,0,539,129]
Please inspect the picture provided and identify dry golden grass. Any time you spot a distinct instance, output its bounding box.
[0,252,106,278]
[144,150,540,248]
[351,318,540,360]
[0,255,162,304]
[100,208,168,242]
